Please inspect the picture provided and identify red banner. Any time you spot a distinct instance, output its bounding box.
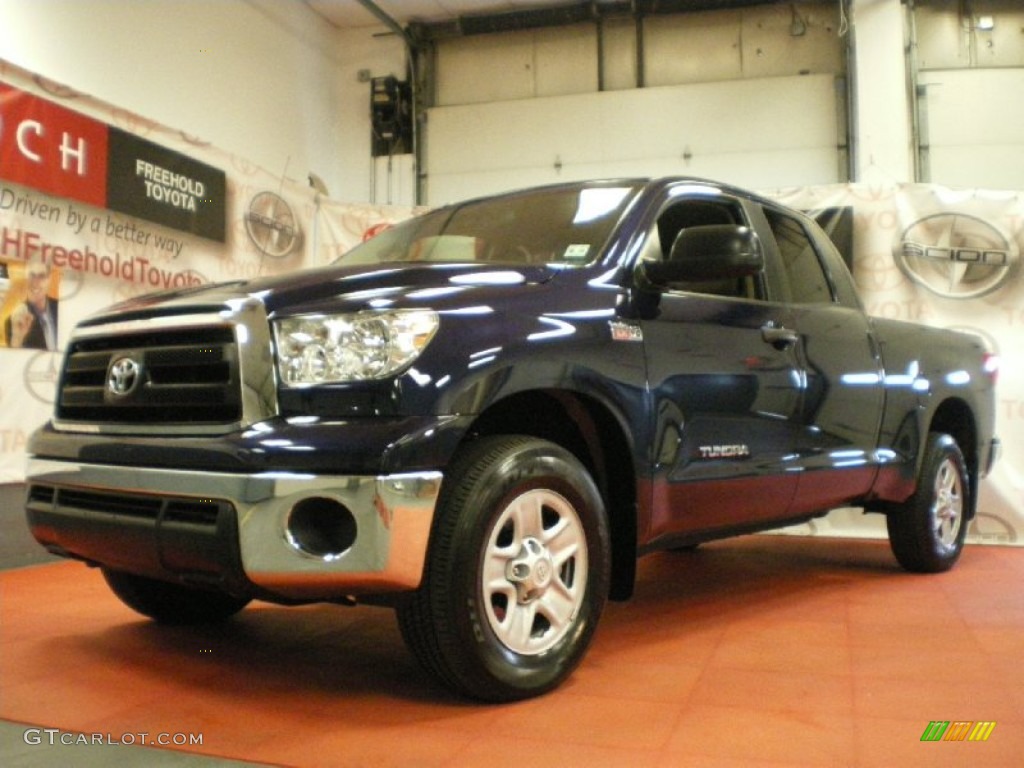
[0,83,108,208]
[1,83,225,242]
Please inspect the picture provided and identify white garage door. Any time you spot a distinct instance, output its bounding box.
[918,68,1024,190]
[424,73,845,205]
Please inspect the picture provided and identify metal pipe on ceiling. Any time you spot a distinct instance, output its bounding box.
[355,0,415,48]
[408,0,787,41]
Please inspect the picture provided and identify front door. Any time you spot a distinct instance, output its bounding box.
[633,191,804,544]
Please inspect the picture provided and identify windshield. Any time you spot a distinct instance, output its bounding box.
[337,184,641,268]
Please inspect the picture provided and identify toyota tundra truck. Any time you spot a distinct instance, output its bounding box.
[25,177,1000,701]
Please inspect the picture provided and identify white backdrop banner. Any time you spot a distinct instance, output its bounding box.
[1,59,1019,546]
[765,182,1021,546]
[0,58,417,484]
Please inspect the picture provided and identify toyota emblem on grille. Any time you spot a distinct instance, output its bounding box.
[108,357,142,397]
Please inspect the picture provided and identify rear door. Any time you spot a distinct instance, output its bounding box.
[755,203,885,514]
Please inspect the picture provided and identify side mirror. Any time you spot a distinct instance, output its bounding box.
[640,225,764,286]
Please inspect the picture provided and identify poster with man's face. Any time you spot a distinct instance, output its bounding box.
[0,260,60,350]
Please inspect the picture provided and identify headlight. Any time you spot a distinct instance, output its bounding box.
[273,310,439,386]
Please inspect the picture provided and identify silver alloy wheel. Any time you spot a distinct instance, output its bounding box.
[932,457,964,551]
[481,488,588,655]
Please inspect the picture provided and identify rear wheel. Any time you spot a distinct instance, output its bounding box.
[886,433,970,573]
[102,569,250,624]
[397,435,610,702]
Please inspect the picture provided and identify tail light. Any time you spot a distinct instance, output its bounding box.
[982,352,999,385]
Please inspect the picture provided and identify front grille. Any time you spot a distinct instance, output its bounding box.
[55,487,164,520]
[56,326,241,425]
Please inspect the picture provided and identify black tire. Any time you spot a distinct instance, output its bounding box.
[101,569,250,624]
[396,435,610,702]
[886,432,970,573]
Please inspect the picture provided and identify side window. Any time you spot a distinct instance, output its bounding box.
[642,198,760,300]
[763,207,834,304]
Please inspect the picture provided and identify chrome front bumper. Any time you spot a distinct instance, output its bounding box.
[26,459,441,600]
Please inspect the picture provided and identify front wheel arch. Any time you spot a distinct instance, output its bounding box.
[464,389,638,601]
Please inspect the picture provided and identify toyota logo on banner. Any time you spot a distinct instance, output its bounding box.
[894,213,1019,299]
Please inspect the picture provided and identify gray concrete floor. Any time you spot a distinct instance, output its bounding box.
[0,484,58,570]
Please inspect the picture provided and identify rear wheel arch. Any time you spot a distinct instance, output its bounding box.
[927,398,978,517]
[887,431,970,573]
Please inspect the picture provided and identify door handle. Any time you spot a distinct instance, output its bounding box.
[761,324,799,350]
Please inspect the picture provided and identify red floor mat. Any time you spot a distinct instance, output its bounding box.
[3,536,1023,767]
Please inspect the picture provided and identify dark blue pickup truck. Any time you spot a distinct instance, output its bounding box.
[26,178,1000,701]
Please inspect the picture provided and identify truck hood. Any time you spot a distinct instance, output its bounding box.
[88,262,560,321]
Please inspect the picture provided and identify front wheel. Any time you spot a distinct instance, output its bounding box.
[397,436,610,702]
[886,432,970,573]
[102,569,251,624]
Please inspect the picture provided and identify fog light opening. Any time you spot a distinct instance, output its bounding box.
[286,497,357,560]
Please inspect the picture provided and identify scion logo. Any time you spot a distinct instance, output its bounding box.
[244,191,302,259]
[894,213,1018,299]
[107,357,141,397]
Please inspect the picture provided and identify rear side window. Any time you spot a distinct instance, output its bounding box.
[763,207,834,304]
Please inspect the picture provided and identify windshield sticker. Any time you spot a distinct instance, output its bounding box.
[563,244,591,262]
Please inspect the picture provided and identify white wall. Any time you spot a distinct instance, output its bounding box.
[333,27,410,204]
[911,0,1024,190]
[1,0,1017,205]
[849,0,913,184]
[914,0,1024,70]
[0,0,350,197]
[435,4,845,107]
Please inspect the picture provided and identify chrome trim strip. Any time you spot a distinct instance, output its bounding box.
[27,459,441,598]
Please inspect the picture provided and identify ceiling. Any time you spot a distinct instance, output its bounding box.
[305,1,569,29]
[304,0,784,30]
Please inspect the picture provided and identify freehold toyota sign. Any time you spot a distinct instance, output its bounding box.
[0,83,225,242]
